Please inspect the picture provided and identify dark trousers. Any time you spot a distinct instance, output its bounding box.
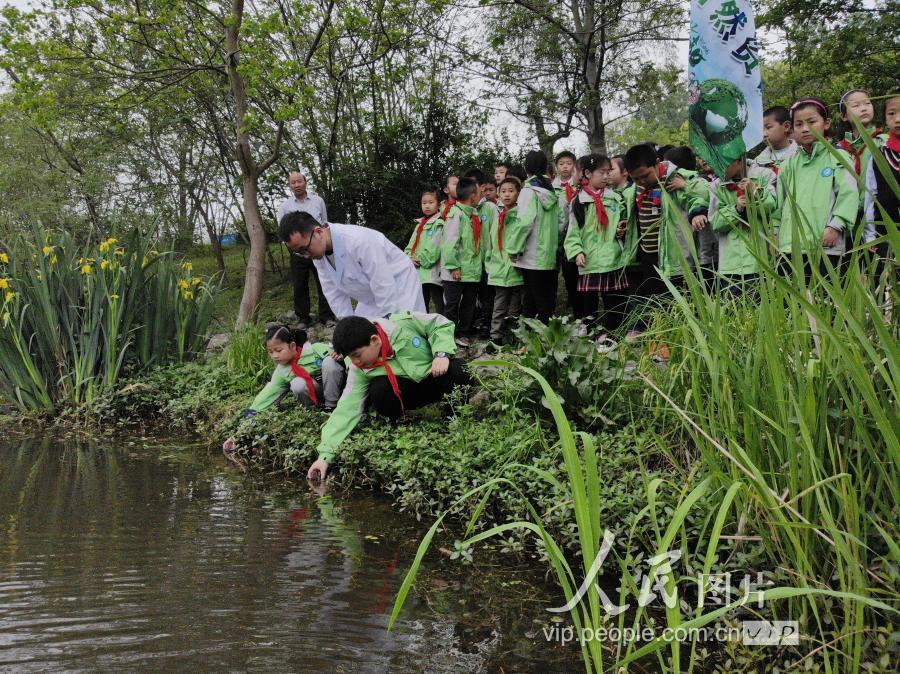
[475,272,495,335]
[560,252,585,317]
[623,251,674,332]
[520,268,559,324]
[290,254,334,322]
[575,289,631,332]
[443,280,479,336]
[422,283,445,315]
[720,274,759,299]
[368,358,471,418]
[777,253,848,284]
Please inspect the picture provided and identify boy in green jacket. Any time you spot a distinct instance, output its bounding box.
[709,158,777,295]
[306,312,470,480]
[441,176,484,346]
[775,98,859,273]
[504,150,567,323]
[469,169,501,340]
[405,188,445,314]
[486,176,525,342]
[620,144,710,334]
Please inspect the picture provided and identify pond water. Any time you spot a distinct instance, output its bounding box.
[0,435,581,672]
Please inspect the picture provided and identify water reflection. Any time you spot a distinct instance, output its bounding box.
[0,436,576,672]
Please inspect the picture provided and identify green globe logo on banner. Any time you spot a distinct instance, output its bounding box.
[688,0,763,178]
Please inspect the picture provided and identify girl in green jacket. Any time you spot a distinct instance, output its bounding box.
[775,98,860,274]
[221,325,346,453]
[405,189,444,314]
[563,154,629,331]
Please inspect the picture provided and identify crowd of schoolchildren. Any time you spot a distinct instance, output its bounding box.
[225,90,898,479]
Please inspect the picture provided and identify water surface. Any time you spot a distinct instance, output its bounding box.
[0,435,578,672]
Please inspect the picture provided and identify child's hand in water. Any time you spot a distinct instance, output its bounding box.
[307,458,329,481]
[822,226,840,248]
[222,437,236,454]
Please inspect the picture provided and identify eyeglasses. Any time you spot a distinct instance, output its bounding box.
[289,230,317,257]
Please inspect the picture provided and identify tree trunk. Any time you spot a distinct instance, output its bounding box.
[236,174,267,325]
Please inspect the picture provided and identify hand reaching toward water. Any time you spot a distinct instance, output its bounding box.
[222,436,236,454]
[307,458,330,481]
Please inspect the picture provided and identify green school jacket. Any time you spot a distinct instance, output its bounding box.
[620,164,710,278]
[774,142,860,256]
[484,207,524,287]
[709,164,777,276]
[563,188,628,274]
[316,312,458,463]
[249,342,333,412]
[404,213,444,285]
[504,177,567,270]
[441,203,485,282]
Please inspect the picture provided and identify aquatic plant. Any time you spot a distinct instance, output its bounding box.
[0,223,218,411]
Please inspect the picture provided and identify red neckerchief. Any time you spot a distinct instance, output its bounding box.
[440,198,456,219]
[635,163,668,212]
[410,215,430,255]
[497,208,508,251]
[290,350,318,406]
[471,212,483,253]
[367,323,404,414]
[886,132,900,153]
[724,182,746,198]
[563,182,577,204]
[582,185,609,230]
[839,139,863,174]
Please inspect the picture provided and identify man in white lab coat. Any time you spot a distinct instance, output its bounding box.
[279,211,426,319]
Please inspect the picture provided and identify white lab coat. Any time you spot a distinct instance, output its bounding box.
[314,223,427,319]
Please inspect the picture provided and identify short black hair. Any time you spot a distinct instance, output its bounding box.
[463,168,487,185]
[663,146,697,172]
[508,164,527,182]
[611,155,626,171]
[265,324,308,346]
[498,176,522,191]
[554,150,577,164]
[456,176,479,201]
[623,144,659,172]
[763,105,791,125]
[655,144,674,161]
[421,188,441,200]
[279,210,321,242]
[495,161,510,169]
[441,174,458,188]
[524,150,548,177]
[332,316,377,356]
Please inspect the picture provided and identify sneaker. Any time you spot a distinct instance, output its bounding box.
[455,336,472,348]
[323,319,337,329]
[595,336,618,354]
[647,341,671,362]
